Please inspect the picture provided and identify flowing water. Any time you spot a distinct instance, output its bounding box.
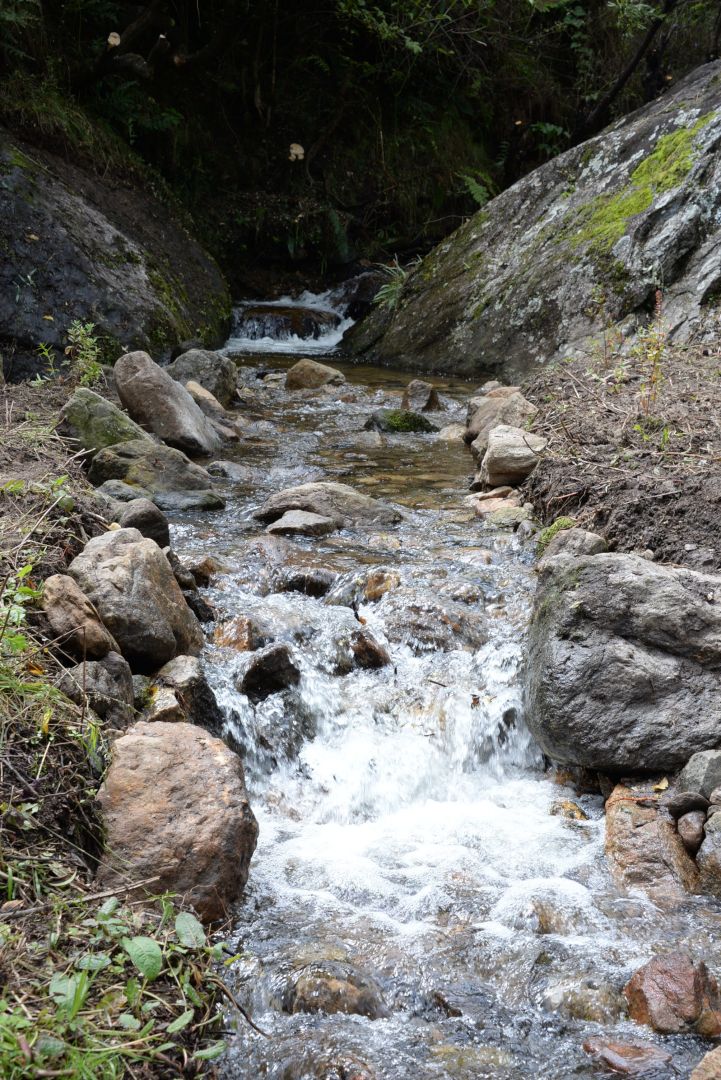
[170,291,721,1079]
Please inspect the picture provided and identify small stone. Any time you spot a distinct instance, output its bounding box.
[678,752,721,799]
[677,810,707,856]
[661,790,710,818]
[58,651,134,730]
[711,787,721,805]
[350,629,390,669]
[118,498,170,548]
[549,799,588,820]
[147,654,224,734]
[364,569,401,602]
[183,590,215,623]
[364,408,439,434]
[471,496,521,517]
[283,961,389,1019]
[266,510,337,537]
[540,527,607,561]
[583,1039,672,1075]
[697,813,721,896]
[238,643,300,700]
[206,460,254,482]
[623,952,721,1036]
[435,423,465,442]
[185,379,227,418]
[186,555,221,588]
[479,424,547,487]
[286,358,345,390]
[275,568,336,597]
[485,505,532,528]
[401,379,441,412]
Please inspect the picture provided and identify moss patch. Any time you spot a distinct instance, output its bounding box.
[537,516,575,555]
[571,112,716,255]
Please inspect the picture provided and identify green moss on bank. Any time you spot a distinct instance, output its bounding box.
[537,516,576,555]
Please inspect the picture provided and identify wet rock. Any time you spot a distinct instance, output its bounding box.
[214,616,271,652]
[401,379,441,412]
[678,811,707,856]
[58,651,134,730]
[364,408,439,434]
[623,951,721,1036]
[285,358,345,390]
[164,549,197,591]
[583,1039,673,1075]
[350,629,390,669]
[526,553,721,772]
[692,1046,721,1079]
[183,590,215,623]
[97,721,258,922]
[88,439,224,512]
[266,510,338,537]
[465,393,538,457]
[436,423,466,442]
[605,782,699,900]
[206,459,254,482]
[539,526,607,561]
[254,481,402,528]
[540,978,625,1023]
[274,567,337,597]
[662,789,710,819]
[144,655,223,735]
[238,643,301,700]
[467,494,520,516]
[68,528,203,673]
[117,498,170,548]
[478,424,547,487]
[283,961,389,1019]
[164,349,237,407]
[313,1054,377,1080]
[234,304,339,340]
[185,555,222,588]
[364,569,401,602]
[115,350,221,455]
[678,751,721,799]
[382,589,488,653]
[41,574,119,660]
[59,388,150,456]
[697,813,721,895]
[549,799,588,820]
[353,430,384,449]
[485,506,530,530]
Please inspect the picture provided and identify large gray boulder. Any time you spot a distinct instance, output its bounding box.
[68,528,204,673]
[0,134,229,383]
[165,349,237,407]
[59,388,151,456]
[526,552,721,771]
[254,481,402,528]
[115,351,221,455]
[346,62,721,379]
[88,439,224,512]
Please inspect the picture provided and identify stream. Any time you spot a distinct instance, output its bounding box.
[170,289,719,1079]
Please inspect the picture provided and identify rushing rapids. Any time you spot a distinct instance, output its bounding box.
[166,294,720,1079]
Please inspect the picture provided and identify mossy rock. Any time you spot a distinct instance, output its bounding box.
[345,62,721,380]
[364,408,440,433]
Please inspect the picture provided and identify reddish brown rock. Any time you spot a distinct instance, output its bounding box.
[364,569,401,602]
[350,629,390,669]
[605,782,699,900]
[691,1046,721,1079]
[583,1039,672,1075]
[623,952,721,1036]
[214,615,270,652]
[97,721,258,923]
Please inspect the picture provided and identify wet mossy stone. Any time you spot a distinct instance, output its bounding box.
[364,408,439,433]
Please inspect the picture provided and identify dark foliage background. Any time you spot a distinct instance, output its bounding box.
[2,0,719,286]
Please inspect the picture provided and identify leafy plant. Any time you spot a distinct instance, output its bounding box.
[634,288,667,414]
[458,172,491,208]
[373,257,418,311]
[64,321,103,386]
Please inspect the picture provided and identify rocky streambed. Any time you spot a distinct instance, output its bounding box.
[36,314,721,1079]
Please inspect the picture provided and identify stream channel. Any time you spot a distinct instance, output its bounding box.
[170,289,719,1079]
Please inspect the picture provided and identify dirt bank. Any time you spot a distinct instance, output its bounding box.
[523,335,721,571]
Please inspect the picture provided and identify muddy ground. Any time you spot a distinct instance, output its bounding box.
[524,337,721,571]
